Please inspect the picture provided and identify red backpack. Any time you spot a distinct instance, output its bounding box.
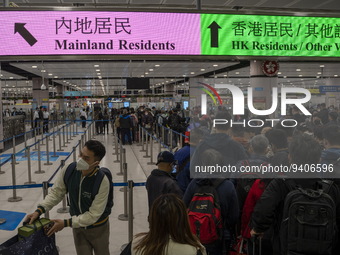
[187,179,224,244]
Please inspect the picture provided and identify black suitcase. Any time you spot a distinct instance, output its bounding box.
[251,236,262,255]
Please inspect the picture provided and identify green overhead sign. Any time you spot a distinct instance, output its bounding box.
[201,13,340,57]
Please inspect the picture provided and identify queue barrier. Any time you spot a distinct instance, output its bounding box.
[0,121,94,202]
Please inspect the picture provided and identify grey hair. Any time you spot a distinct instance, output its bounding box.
[250,134,269,154]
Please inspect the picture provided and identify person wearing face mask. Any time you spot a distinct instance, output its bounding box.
[146,151,183,212]
[25,140,111,255]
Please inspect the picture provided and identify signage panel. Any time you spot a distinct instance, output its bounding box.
[2,11,340,57]
[0,11,200,56]
[201,14,340,57]
[319,86,340,93]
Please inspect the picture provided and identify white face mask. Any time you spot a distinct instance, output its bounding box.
[76,158,89,171]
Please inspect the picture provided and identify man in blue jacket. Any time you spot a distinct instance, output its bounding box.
[175,128,208,193]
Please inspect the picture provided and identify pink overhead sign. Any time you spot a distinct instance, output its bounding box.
[0,11,201,56]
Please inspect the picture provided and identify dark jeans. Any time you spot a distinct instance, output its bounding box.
[103,121,109,134]
[96,121,103,134]
[121,128,132,145]
[80,116,86,128]
[43,119,49,133]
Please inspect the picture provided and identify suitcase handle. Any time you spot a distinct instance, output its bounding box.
[251,235,262,255]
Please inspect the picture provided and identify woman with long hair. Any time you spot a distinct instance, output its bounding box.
[132,194,206,255]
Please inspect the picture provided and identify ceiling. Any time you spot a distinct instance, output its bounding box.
[1,60,339,96]
[1,1,340,97]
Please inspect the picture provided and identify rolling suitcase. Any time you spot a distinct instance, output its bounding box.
[251,236,262,255]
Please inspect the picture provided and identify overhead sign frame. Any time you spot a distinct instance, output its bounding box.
[2,9,340,59]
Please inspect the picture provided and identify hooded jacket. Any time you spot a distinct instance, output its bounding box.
[146,169,183,210]
[119,114,132,129]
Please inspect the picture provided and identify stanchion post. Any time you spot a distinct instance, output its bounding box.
[162,125,165,145]
[24,146,36,185]
[35,140,45,174]
[117,147,124,176]
[75,121,78,135]
[158,136,162,154]
[113,126,118,156]
[62,126,67,147]
[137,126,142,146]
[118,164,128,221]
[40,125,45,145]
[65,124,70,144]
[73,146,77,162]
[92,120,95,138]
[57,127,64,151]
[0,156,4,174]
[69,123,73,141]
[147,136,155,165]
[143,132,150,158]
[12,136,19,165]
[44,135,52,165]
[128,180,134,242]
[52,127,57,157]
[33,128,38,151]
[140,128,146,152]
[180,133,183,148]
[72,122,76,137]
[42,181,50,218]
[170,129,173,151]
[57,159,69,213]
[23,132,28,157]
[114,133,120,163]
[8,154,22,202]
[78,140,81,155]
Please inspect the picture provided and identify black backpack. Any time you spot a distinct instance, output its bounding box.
[169,114,181,131]
[64,162,114,213]
[280,179,336,255]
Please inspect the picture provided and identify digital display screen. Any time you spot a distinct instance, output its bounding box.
[1,11,340,58]
[183,101,189,110]
[123,102,130,108]
[201,14,340,57]
[126,78,150,90]
[0,11,199,56]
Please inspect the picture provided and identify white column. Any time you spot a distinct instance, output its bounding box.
[250,60,278,117]
[32,77,49,108]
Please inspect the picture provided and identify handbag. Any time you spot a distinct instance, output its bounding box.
[0,228,59,255]
[120,241,132,255]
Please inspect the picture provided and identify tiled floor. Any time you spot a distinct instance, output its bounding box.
[0,122,164,254]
